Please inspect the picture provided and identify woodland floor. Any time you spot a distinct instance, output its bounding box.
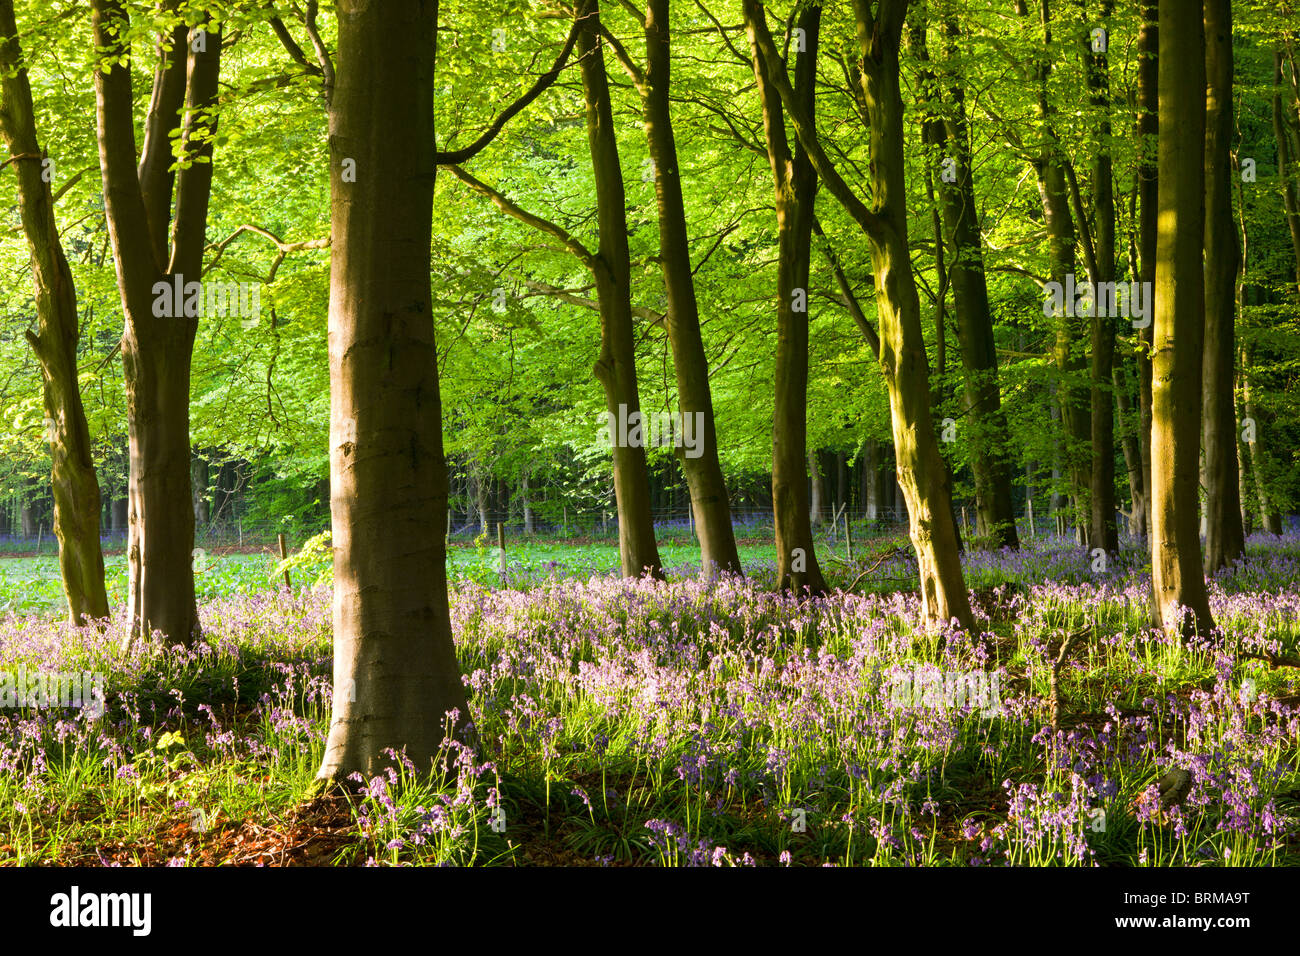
[2,529,1298,866]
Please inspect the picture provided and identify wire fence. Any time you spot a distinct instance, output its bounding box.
[0,499,1104,556]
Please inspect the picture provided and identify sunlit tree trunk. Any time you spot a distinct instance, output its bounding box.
[318,0,471,782]
[1136,2,1158,539]
[191,453,210,527]
[579,7,663,578]
[863,440,880,521]
[745,1,974,631]
[1151,0,1213,638]
[808,451,825,528]
[1113,361,1146,536]
[1083,2,1119,556]
[746,0,826,593]
[1021,0,1089,543]
[639,0,741,578]
[521,474,535,535]
[1274,51,1300,297]
[441,6,660,578]
[0,0,109,625]
[92,0,217,648]
[923,14,1019,550]
[1240,344,1282,535]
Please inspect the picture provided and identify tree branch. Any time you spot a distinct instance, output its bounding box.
[300,1,335,100]
[91,0,159,315]
[202,224,330,282]
[814,217,880,357]
[1063,157,1100,283]
[167,19,223,279]
[597,20,646,94]
[135,6,187,269]
[744,0,886,242]
[445,164,601,275]
[432,15,584,164]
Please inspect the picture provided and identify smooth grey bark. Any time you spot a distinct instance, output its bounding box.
[1151,0,1214,639]
[317,0,471,782]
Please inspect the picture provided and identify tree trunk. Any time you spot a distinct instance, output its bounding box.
[884,451,897,518]
[192,452,210,527]
[521,474,535,535]
[1235,420,1253,535]
[1240,349,1281,534]
[1201,0,1244,573]
[1021,0,1090,542]
[1136,2,1158,539]
[318,0,471,782]
[92,0,216,648]
[922,159,965,557]
[475,471,489,533]
[1113,362,1146,536]
[923,14,1019,550]
[807,450,824,528]
[0,0,109,624]
[863,439,879,521]
[461,465,474,528]
[1274,51,1300,296]
[746,0,826,593]
[835,451,846,516]
[642,0,740,578]
[747,2,974,631]
[579,8,663,578]
[111,497,128,534]
[1151,0,1214,638]
[1084,3,1119,556]
[445,8,659,575]
[21,494,36,538]
[1049,383,1068,535]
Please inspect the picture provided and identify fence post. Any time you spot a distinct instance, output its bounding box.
[278,533,291,589]
[845,510,853,562]
[497,521,507,581]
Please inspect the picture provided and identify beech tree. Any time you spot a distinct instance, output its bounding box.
[91,0,221,648]
[1133,1,1158,540]
[0,0,109,625]
[603,0,742,578]
[317,0,471,780]
[745,0,827,594]
[1080,1,1119,558]
[445,3,664,579]
[912,10,1019,551]
[1202,0,1245,573]
[1,0,1296,646]
[1151,0,1214,638]
[1017,0,1090,544]
[746,0,975,633]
